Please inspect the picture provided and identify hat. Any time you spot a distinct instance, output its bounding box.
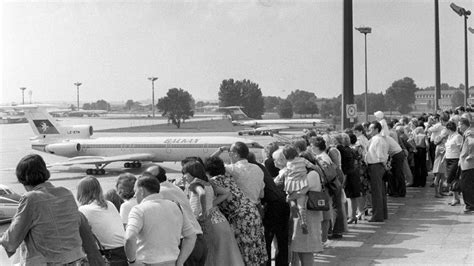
[374,111,384,120]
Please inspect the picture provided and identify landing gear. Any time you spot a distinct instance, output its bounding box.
[85,168,106,175]
[124,162,142,168]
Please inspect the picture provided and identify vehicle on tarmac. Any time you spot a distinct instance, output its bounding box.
[21,105,264,175]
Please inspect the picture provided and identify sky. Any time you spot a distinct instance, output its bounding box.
[1,0,473,105]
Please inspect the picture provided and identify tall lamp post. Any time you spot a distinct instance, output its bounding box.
[148,77,158,118]
[20,87,26,104]
[74,82,82,111]
[450,3,471,107]
[28,90,32,104]
[355,26,372,122]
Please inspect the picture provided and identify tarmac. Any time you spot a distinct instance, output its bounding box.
[314,181,474,265]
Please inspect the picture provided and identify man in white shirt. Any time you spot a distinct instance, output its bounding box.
[124,176,196,266]
[213,141,265,205]
[366,121,389,222]
[142,165,206,265]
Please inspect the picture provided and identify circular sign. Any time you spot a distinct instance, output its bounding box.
[346,104,357,118]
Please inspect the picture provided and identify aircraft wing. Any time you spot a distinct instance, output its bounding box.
[48,153,155,167]
[255,125,290,132]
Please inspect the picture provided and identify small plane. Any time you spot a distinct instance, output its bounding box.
[49,109,108,117]
[21,105,264,175]
[218,106,333,136]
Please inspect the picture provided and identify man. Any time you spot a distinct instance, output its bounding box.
[125,175,196,265]
[366,121,389,222]
[212,141,265,204]
[248,153,290,266]
[385,134,407,197]
[0,154,85,265]
[142,165,206,265]
[458,118,474,213]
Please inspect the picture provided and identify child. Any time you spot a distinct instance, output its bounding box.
[278,145,317,234]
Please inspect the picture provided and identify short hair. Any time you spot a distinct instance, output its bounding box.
[446,121,457,132]
[136,175,160,194]
[104,189,124,211]
[16,154,50,187]
[247,152,257,163]
[387,120,395,129]
[459,118,470,127]
[348,132,357,145]
[440,112,450,122]
[204,156,226,177]
[181,156,204,166]
[116,173,136,200]
[77,176,108,209]
[299,151,316,164]
[309,136,326,151]
[282,145,298,160]
[182,161,208,182]
[292,139,307,153]
[353,124,365,133]
[231,141,249,159]
[264,142,280,159]
[143,165,167,183]
[371,121,382,133]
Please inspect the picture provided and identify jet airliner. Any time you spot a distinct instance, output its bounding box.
[22,105,263,175]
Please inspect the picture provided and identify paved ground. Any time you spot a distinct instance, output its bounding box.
[314,182,474,265]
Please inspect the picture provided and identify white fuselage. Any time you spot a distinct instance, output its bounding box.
[240,119,329,129]
[32,136,263,162]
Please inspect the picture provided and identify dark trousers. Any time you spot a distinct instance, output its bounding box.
[413,147,428,187]
[184,234,207,266]
[264,200,290,266]
[429,141,436,170]
[460,169,474,208]
[388,151,406,196]
[446,158,460,187]
[331,186,345,234]
[368,163,388,221]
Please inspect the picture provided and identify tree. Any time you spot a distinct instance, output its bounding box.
[277,99,293,118]
[287,90,317,106]
[355,92,386,114]
[263,96,282,112]
[218,79,265,119]
[451,90,465,108]
[83,100,110,111]
[157,88,195,128]
[384,77,418,114]
[125,99,135,111]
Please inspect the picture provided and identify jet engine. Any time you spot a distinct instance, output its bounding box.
[45,143,81,156]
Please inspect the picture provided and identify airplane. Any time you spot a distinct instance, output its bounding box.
[21,105,264,175]
[218,106,333,136]
[49,109,108,117]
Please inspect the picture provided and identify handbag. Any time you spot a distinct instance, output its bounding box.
[306,172,330,211]
[93,234,128,266]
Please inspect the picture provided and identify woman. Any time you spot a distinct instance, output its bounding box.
[204,156,267,266]
[289,151,324,266]
[77,176,127,265]
[334,133,361,224]
[413,126,430,187]
[308,137,333,244]
[182,161,244,266]
[115,173,137,227]
[444,121,463,206]
[432,113,449,197]
[0,154,85,265]
[264,142,281,178]
[348,133,365,222]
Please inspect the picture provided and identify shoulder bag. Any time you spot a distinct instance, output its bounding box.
[306,171,330,211]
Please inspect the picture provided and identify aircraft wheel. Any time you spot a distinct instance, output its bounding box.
[86,169,93,175]
[124,162,130,168]
[135,162,142,168]
[98,169,105,175]
[238,132,243,136]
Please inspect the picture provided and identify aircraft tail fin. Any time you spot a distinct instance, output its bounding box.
[21,105,62,138]
[217,106,250,121]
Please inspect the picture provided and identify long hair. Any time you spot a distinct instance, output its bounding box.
[77,176,108,209]
[182,161,208,182]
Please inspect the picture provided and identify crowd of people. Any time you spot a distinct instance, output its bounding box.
[0,106,472,266]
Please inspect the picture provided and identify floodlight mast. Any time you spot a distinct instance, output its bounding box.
[355,26,372,122]
[450,3,471,106]
[148,77,158,118]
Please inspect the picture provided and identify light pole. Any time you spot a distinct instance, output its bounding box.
[450,3,471,106]
[355,26,371,122]
[20,87,26,104]
[74,82,82,111]
[28,90,32,104]
[148,77,158,118]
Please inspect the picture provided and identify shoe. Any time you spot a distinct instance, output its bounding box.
[434,194,443,198]
[347,217,358,224]
[365,217,383,222]
[448,200,460,206]
[356,213,364,220]
[328,234,342,239]
[463,206,474,213]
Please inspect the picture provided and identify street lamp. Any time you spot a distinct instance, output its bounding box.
[355,26,372,122]
[19,87,26,104]
[148,77,158,118]
[28,90,32,104]
[74,82,82,111]
[450,2,471,106]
